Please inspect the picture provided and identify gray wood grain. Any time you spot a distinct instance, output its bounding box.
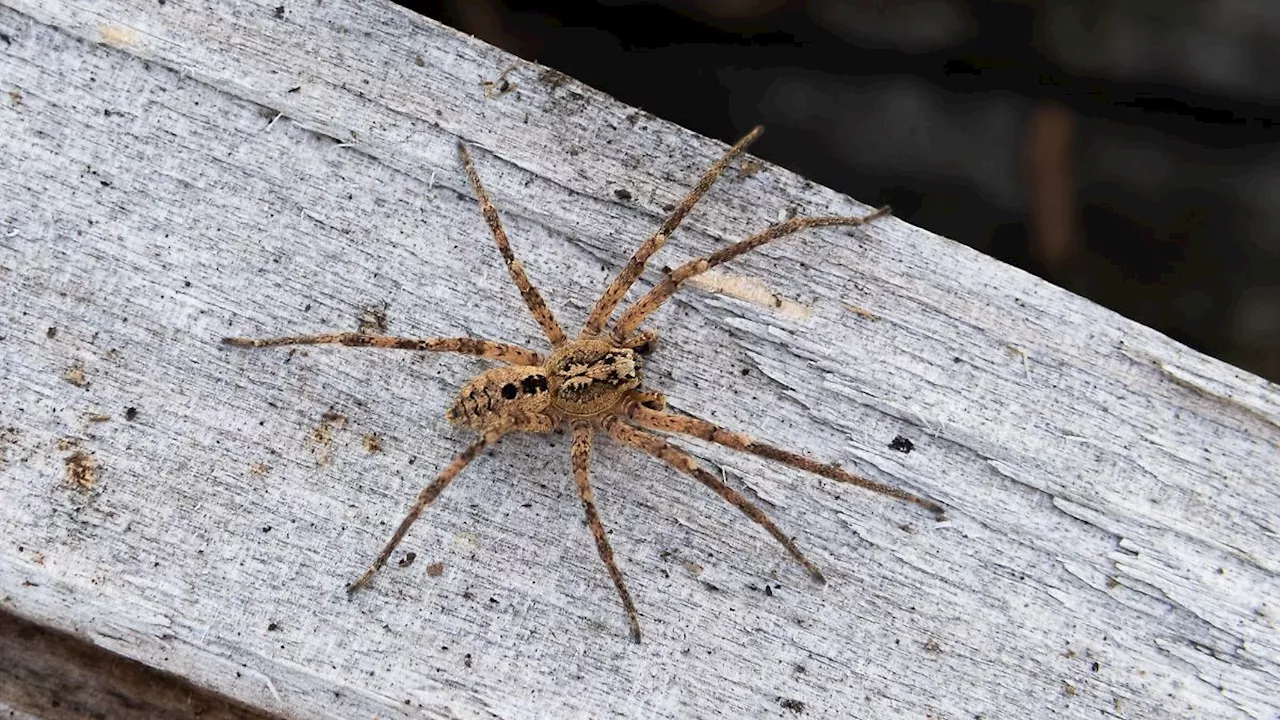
[2,1,1278,718]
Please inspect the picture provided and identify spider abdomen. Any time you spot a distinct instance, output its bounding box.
[546,339,642,417]
[447,366,551,429]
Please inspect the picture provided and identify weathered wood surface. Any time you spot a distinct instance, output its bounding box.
[1,1,1278,718]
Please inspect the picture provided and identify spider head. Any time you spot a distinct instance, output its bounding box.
[546,338,642,417]
[446,365,552,429]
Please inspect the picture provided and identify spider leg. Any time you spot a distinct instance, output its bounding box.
[457,141,568,347]
[617,329,659,355]
[628,390,667,412]
[611,207,892,342]
[346,416,529,595]
[600,415,825,584]
[626,403,944,518]
[579,126,764,339]
[223,333,543,366]
[571,420,642,643]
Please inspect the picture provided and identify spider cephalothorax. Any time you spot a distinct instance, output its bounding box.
[225,125,943,643]
[547,340,641,417]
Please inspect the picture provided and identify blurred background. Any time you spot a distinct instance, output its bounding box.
[409,0,1279,383]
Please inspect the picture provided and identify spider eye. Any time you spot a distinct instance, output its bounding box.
[501,383,518,400]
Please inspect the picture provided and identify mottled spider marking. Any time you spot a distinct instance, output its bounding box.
[447,365,552,429]
[546,339,642,417]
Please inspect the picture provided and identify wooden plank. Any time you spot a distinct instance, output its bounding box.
[1,1,1277,717]
[0,609,280,720]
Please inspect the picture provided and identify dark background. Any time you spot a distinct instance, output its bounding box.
[411,0,1279,383]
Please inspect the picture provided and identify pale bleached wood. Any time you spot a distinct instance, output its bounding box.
[1,1,1278,719]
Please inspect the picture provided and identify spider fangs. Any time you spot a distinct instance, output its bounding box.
[224,125,945,643]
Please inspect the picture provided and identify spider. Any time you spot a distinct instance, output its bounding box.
[224,126,944,643]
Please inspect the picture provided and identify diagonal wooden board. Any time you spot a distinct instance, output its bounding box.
[1,1,1277,717]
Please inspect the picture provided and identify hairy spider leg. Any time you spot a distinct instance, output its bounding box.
[601,415,826,584]
[346,413,554,595]
[571,421,642,643]
[626,402,944,517]
[611,208,892,342]
[579,126,764,338]
[222,333,543,366]
[616,328,659,355]
[458,141,568,347]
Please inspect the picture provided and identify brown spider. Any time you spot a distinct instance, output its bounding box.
[224,126,944,643]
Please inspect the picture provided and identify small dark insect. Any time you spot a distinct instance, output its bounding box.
[224,126,944,643]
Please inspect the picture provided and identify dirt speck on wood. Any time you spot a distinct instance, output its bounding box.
[777,697,806,714]
[310,411,347,465]
[63,364,89,387]
[64,451,98,489]
[358,304,388,334]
